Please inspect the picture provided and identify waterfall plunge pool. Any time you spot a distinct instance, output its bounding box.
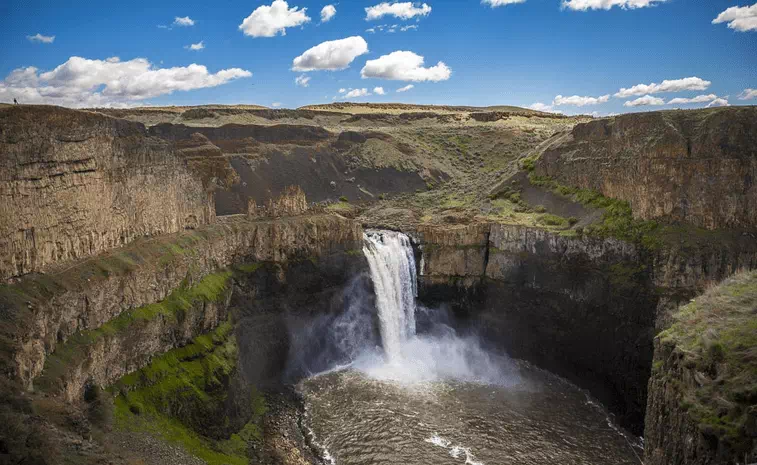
[296,230,642,465]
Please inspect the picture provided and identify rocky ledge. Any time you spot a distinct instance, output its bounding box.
[646,270,757,465]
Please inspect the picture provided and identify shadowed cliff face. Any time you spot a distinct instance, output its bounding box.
[147,122,439,215]
[416,223,657,434]
[0,106,213,281]
[415,219,757,436]
[536,107,757,230]
[148,122,332,145]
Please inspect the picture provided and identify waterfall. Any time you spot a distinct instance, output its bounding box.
[362,230,417,363]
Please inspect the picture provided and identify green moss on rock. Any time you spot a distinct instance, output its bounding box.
[111,322,265,465]
[658,270,757,453]
[37,271,233,392]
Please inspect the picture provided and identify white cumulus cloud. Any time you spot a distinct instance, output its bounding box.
[321,4,337,22]
[623,95,666,107]
[562,0,666,11]
[706,98,730,108]
[272,102,282,107]
[344,88,371,98]
[740,88,757,100]
[483,0,526,7]
[365,2,432,20]
[292,36,369,71]
[174,16,195,26]
[712,3,757,32]
[667,94,718,105]
[373,86,386,95]
[295,74,311,87]
[397,84,415,92]
[614,77,711,98]
[553,94,610,106]
[27,33,55,43]
[528,102,563,114]
[239,1,311,38]
[0,56,251,108]
[185,41,205,51]
[361,51,451,82]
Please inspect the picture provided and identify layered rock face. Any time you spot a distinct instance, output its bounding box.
[1,214,363,393]
[417,220,757,434]
[0,106,213,280]
[417,223,657,432]
[535,107,757,230]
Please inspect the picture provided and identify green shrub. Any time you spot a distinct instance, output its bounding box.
[537,214,568,227]
[534,205,547,213]
[521,157,536,172]
[339,196,349,202]
[568,217,579,226]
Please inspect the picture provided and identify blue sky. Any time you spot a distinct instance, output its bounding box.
[1,0,755,114]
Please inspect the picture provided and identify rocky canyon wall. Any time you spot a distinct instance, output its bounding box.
[0,213,363,395]
[535,107,757,230]
[0,106,214,281]
[416,220,757,435]
[417,222,656,432]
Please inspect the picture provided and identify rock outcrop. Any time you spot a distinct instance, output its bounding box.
[416,220,757,435]
[248,185,310,218]
[645,270,757,465]
[417,222,657,432]
[0,106,213,281]
[0,214,363,391]
[535,107,757,230]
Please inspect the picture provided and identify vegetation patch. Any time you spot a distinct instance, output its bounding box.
[536,213,569,228]
[485,196,574,231]
[657,270,757,453]
[37,270,234,392]
[528,173,661,247]
[327,201,356,213]
[111,322,266,465]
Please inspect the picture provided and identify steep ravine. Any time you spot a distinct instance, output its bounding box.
[0,211,366,464]
[2,104,756,465]
[415,221,757,438]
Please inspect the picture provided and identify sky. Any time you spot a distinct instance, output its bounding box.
[1,0,755,114]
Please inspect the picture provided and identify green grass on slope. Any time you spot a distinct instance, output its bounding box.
[112,322,266,465]
[37,270,234,392]
[658,270,757,451]
[528,173,662,247]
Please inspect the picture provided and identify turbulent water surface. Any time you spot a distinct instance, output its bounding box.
[298,230,642,465]
[301,365,642,465]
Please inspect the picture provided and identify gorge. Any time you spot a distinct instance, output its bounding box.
[1,103,755,465]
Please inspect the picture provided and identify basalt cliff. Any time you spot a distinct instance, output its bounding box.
[0,103,755,465]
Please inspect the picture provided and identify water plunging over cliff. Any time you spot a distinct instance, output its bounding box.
[298,230,643,464]
[353,230,514,385]
[362,230,417,363]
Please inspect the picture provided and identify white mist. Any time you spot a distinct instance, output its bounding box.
[359,230,517,386]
